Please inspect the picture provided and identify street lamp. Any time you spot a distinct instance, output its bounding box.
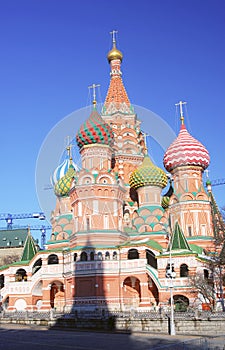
[166,244,176,335]
[161,222,176,335]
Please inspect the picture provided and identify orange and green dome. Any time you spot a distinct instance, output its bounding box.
[76,109,114,149]
[54,164,76,197]
[129,155,168,189]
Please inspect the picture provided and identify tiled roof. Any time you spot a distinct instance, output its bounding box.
[0,228,28,248]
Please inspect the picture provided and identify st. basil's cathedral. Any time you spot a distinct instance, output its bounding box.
[0,35,224,313]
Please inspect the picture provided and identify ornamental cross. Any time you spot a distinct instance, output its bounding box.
[175,101,187,120]
[142,131,149,153]
[65,136,73,163]
[110,30,118,45]
[88,83,100,105]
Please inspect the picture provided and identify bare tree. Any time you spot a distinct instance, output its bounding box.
[189,272,215,310]
[1,254,20,266]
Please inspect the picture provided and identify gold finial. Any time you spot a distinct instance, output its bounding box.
[143,131,149,154]
[88,83,100,108]
[107,30,123,62]
[110,30,118,48]
[65,136,73,164]
[175,101,187,124]
[66,144,73,164]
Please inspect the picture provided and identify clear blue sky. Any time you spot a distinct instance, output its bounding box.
[0,0,225,240]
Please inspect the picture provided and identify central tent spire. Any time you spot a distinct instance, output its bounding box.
[102,30,131,115]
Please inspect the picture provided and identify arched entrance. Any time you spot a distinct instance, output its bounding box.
[49,281,64,310]
[147,275,159,306]
[123,276,141,309]
[170,294,189,312]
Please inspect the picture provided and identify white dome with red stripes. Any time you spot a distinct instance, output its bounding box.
[163,124,210,172]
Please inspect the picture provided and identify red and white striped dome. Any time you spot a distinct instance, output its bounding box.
[163,124,210,172]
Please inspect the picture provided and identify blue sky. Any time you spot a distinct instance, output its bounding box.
[0,0,225,240]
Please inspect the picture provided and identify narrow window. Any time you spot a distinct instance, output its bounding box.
[188,226,192,237]
[180,264,189,277]
[104,215,109,229]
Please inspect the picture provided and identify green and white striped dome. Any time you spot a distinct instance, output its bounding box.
[129,155,168,190]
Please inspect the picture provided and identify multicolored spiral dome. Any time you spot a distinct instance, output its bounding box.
[129,155,168,189]
[76,109,114,149]
[163,124,210,172]
[54,164,76,197]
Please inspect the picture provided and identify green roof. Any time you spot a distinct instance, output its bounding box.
[189,243,204,255]
[169,222,191,251]
[20,230,39,262]
[0,228,28,248]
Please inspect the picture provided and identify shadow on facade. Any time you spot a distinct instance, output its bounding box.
[50,238,120,332]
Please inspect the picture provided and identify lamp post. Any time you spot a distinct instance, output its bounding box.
[166,232,176,335]
[161,220,176,336]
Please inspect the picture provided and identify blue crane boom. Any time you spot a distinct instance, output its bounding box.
[0,212,46,229]
[211,179,225,187]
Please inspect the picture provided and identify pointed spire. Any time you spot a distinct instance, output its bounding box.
[103,31,131,115]
[169,222,191,251]
[21,228,38,262]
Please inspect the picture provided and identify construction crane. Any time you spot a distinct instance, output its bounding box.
[0,212,46,230]
[210,179,225,187]
[28,225,52,249]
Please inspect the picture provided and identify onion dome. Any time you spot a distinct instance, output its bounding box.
[161,196,170,209]
[54,164,76,197]
[129,155,168,190]
[51,158,78,187]
[76,109,114,149]
[107,43,123,62]
[163,123,210,172]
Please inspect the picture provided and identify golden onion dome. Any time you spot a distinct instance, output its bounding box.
[107,44,123,63]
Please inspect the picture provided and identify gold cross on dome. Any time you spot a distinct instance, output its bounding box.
[175,101,187,124]
[110,30,118,46]
[88,83,100,106]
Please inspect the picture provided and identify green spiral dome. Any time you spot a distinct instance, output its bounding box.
[129,155,168,190]
[161,196,170,209]
[54,164,76,197]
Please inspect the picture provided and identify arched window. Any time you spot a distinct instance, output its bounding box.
[113,251,117,260]
[105,251,110,260]
[204,269,209,279]
[0,274,4,289]
[48,254,59,265]
[128,248,139,260]
[97,252,103,260]
[180,264,189,277]
[90,252,95,261]
[173,295,189,312]
[80,251,88,261]
[15,268,27,282]
[146,250,157,269]
[32,258,42,275]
